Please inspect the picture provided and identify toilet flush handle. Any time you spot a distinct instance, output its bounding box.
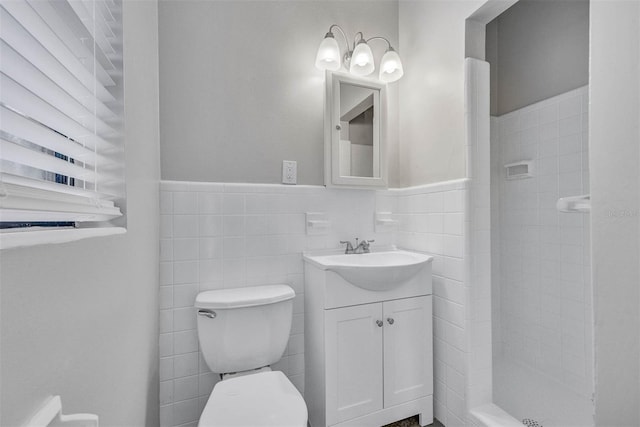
[198,309,217,319]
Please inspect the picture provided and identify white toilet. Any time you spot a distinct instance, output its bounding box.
[195,284,308,427]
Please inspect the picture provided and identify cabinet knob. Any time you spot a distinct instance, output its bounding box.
[336,124,342,131]
[376,320,383,327]
[387,317,394,325]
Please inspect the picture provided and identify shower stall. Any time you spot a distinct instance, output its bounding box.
[464,0,596,426]
[490,86,593,427]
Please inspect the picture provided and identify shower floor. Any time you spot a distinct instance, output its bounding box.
[494,358,593,427]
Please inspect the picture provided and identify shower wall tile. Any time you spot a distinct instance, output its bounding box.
[492,86,593,399]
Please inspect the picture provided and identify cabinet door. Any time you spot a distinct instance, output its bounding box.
[383,296,433,407]
[325,303,384,425]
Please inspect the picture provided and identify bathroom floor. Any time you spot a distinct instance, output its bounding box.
[383,416,444,427]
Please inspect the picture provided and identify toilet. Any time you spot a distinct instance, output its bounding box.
[195,284,308,427]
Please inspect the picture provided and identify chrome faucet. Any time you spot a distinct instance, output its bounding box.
[339,238,375,254]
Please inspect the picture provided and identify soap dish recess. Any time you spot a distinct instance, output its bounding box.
[505,160,533,180]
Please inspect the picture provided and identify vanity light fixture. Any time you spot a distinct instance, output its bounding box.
[315,24,404,83]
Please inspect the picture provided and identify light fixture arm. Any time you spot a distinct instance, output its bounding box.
[353,31,365,50]
[365,36,394,51]
[328,26,375,56]
[328,24,351,56]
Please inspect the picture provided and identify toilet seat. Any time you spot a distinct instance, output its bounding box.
[198,371,307,427]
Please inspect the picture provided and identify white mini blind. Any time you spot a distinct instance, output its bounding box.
[0,0,124,224]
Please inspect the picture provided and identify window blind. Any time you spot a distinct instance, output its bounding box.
[0,0,124,224]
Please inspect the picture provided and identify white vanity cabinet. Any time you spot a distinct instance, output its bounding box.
[325,296,433,425]
[304,253,434,427]
[381,296,433,408]
[325,302,384,423]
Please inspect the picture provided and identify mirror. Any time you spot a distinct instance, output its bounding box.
[324,72,387,188]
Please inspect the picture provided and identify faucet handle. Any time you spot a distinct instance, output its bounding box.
[361,239,375,253]
[339,240,355,254]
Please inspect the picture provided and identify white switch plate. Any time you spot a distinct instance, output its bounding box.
[282,160,297,185]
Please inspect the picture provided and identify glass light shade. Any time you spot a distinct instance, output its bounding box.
[379,49,404,82]
[349,41,374,76]
[315,35,341,71]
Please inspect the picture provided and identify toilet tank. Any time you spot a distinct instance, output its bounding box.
[195,285,295,374]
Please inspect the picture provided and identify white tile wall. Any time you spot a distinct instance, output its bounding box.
[158,181,395,427]
[389,179,470,426]
[465,58,493,419]
[492,86,593,399]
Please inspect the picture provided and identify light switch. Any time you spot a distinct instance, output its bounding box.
[282,160,297,185]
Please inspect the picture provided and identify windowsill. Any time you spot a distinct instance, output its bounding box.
[0,227,127,250]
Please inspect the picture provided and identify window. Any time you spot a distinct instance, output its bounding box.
[0,0,125,244]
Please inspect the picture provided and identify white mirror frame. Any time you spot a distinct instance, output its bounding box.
[324,71,388,189]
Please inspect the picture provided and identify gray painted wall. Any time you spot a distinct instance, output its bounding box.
[158,0,398,186]
[486,0,589,115]
[0,1,161,425]
[398,0,485,186]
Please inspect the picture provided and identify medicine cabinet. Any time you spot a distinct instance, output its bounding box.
[324,72,388,189]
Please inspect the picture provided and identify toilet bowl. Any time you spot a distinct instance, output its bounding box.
[199,370,306,427]
[195,285,308,427]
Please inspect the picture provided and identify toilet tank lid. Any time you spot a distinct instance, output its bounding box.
[195,285,295,309]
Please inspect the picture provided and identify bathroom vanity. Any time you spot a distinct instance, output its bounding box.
[303,249,434,427]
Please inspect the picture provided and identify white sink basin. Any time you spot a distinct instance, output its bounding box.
[303,250,432,291]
